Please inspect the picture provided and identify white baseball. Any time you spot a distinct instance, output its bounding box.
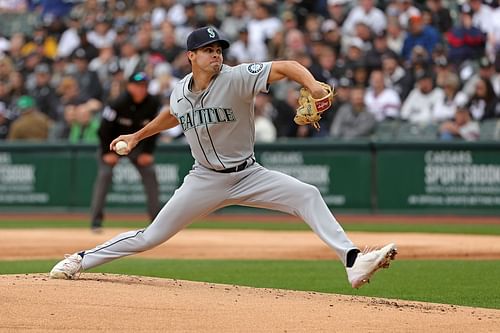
[115,140,128,155]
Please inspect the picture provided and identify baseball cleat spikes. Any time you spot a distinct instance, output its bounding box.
[346,243,397,289]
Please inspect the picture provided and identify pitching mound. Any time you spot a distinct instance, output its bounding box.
[1,274,499,332]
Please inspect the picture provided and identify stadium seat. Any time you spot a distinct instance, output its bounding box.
[372,120,400,141]
[479,119,500,141]
[394,122,439,141]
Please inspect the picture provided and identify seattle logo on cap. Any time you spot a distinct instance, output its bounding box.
[207,27,216,38]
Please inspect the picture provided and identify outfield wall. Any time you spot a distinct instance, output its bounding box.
[1,141,499,214]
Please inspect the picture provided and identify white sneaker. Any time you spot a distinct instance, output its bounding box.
[347,243,397,289]
[49,253,83,279]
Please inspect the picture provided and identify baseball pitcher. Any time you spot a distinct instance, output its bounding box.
[50,26,396,289]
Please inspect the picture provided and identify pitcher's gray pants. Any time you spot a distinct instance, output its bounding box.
[90,157,161,228]
[81,163,356,270]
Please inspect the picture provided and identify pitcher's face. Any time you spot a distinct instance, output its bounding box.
[189,43,224,74]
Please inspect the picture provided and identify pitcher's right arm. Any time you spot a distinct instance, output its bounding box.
[110,107,179,153]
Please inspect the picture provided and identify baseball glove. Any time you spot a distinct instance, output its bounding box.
[294,82,334,130]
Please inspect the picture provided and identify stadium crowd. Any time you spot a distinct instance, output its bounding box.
[0,0,500,142]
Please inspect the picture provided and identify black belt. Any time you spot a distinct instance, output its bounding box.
[213,158,255,173]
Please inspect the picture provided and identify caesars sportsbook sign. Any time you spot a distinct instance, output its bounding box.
[376,148,500,211]
[1,143,500,212]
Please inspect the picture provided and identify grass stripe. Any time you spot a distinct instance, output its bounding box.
[1,219,500,235]
[1,259,499,309]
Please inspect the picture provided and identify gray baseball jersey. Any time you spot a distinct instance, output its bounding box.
[77,62,357,273]
[170,63,270,170]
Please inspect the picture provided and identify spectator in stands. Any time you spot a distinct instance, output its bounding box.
[321,19,343,55]
[433,72,463,122]
[71,48,103,101]
[386,16,406,55]
[89,44,118,98]
[445,4,486,67]
[21,22,58,60]
[64,102,101,143]
[401,70,445,124]
[0,0,27,13]
[0,101,14,139]
[343,37,367,78]
[0,80,13,111]
[273,85,301,138]
[56,11,81,59]
[280,10,299,32]
[468,77,500,120]
[9,71,26,101]
[331,76,352,115]
[303,13,323,42]
[7,95,52,141]
[401,14,440,62]
[53,76,102,139]
[220,0,249,42]
[247,2,282,61]
[104,63,125,102]
[461,56,500,99]
[147,62,178,105]
[469,0,494,34]
[265,27,287,61]
[154,22,184,64]
[28,63,60,121]
[330,85,376,139]
[438,105,480,141]
[0,55,14,84]
[254,93,277,142]
[433,56,454,88]
[342,0,387,37]
[352,61,371,88]
[119,39,144,80]
[6,33,25,69]
[352,21,375,51]
[365,69,402,122]
[310,45,341,90]
[307,47,340,137]
[228,26,267,63]
[486,2,500,60]
[366,29,399,71]
[87,14,116,50]
[197,1,222,29]
[75,28,99,62]
[424,0,452,34]
[394,0,421,30]
[326,0,348,28]
[284,29,309,59]
[150,0,186,28]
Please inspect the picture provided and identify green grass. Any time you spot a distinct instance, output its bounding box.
[2,218,500,235]
[2,259,499,309]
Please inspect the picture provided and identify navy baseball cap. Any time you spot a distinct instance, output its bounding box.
[186,26,230,51]
[128,72,149,84]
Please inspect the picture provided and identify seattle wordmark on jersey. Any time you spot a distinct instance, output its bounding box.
[178,107,236,132]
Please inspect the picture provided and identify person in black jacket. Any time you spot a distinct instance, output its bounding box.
[89,72,161,232]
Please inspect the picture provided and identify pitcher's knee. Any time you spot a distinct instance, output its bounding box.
[301,183,322,202]
[135,233,163,252]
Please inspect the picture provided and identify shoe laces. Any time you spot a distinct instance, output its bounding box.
[361,245,377,254]
[358,245,382,261]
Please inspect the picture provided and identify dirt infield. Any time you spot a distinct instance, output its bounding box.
[1,273,499,332]
[1,214,500,332]
[1,228,500,260]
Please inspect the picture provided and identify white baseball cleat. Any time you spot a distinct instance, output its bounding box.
[347,243,397,289]
[49,253,83,279]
